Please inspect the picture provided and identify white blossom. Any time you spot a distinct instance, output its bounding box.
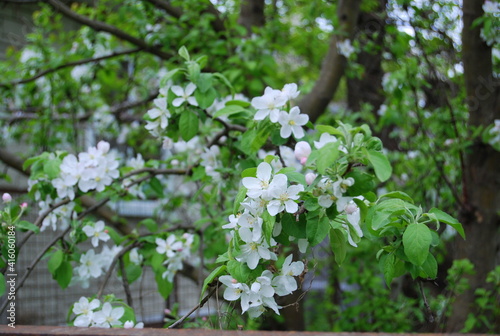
[82,221,110,247]
[277,106,308,139]
[251,87,287,122]
[171,83,198,107]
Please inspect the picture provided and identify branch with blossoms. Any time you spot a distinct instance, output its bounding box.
[0,46,466,330]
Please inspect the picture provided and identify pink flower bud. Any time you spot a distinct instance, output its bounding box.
[2,193,12,203]
[164,308,172,315]
[294,141,311,164]
[345,203,358,215]
[305,173,317,185]
[21,202,28,208]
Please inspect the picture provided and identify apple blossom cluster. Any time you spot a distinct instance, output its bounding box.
[155,233,195,282]
[72,296,143,329]
[219,254,304,318]
[251,84,309,139]
[145,83,198,137]
[28,141,119,231]
[293,137,363,246]
[52,141,119,198]
[74,245,122,288]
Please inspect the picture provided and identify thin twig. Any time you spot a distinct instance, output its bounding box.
[96,242,140,299]
[119,256,134,309]
[168,281,221,329]
[419,279,435,323]
[0,48,142,88]
[46,0,171,60]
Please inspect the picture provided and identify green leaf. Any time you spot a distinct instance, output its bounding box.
[155,272,173,299]
[178,46,190,61]
[403,223,432,266]
[306,212,330,246]
[200,265,226,300]
[139,218,158,233]
[366,199,417,231]
[187,61,200,82]
[284,171,306,185]
[213,105,245,119]
[227,260,251,283]
[316,142,340,174]
[281,213,306,239]
[23,156,41,171]
[213,73,234,95]
[196,73,212,93]
[125,264,142,284]
[48,250,64,276]
[329,228,347,265]
[179,110,199,141]
[43,159,61,179]
[421,253,437,279]
[364,150,392,182]
[54,261,72,289]
[262,211,275,245]
[160,69,180,85]
[195,87,217,109]
[381,254,395,287]
[316,125,343,137]
[149,177,164,197]
[233,186,247,214]
[16,220,40,233]
[225,100,251,108]
[379,191,414,203]
[428,208,465,239]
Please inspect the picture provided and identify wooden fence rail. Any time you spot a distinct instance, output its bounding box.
[0,326,480,336]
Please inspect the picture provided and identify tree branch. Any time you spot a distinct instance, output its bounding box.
[168,281,221,329]
[0,48,143,88]
[45,0,172,60]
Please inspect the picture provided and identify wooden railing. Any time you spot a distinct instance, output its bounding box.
[0,325,474,336]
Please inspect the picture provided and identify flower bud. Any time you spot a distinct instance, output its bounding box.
[294,141,311,164]
[345,203,358,215]
[2,193,12,203]
[305,173,317,185]
[97,141,110,154]
[20,202,28,208]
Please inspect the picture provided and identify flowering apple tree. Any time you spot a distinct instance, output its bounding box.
[0,44,465,329]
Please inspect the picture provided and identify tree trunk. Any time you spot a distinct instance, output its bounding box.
[299,0,362,123]
[346,0,398,150]
[447,0,500,332]
[238,0,265,35]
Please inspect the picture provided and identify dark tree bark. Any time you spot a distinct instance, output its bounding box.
[299,0,362,123]
[345,0,399,150]
[446,0,500,332]
[238,0,265,35]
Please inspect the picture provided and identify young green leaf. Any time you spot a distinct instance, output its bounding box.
[48,250,64,276]
[364,149,392,182]
[403,223,432,266]
[429,208,465,239]
[200,265,227,300]
[329,228,347,265]
[179,110,199,141]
